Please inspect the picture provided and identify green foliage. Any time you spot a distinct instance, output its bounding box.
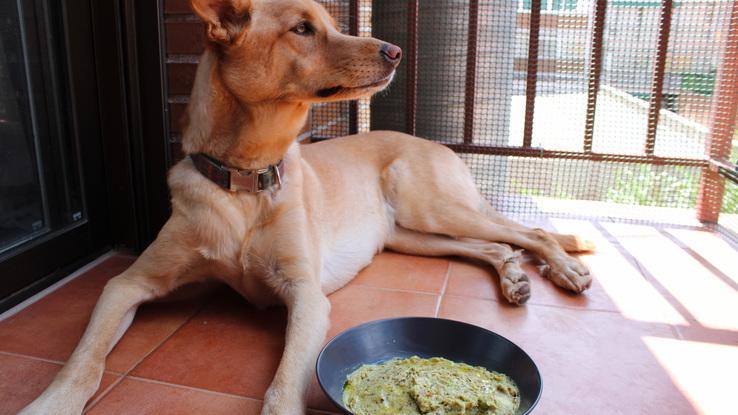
[507,132,738,214]
[722,141,738,214]
[605,165,699,208]
[723,182,738,214]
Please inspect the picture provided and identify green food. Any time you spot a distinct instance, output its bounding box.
[342,356,520,415]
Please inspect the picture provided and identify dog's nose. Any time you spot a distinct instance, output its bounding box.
[380,43,402,65]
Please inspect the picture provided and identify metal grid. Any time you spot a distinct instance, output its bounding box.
[308,0,373,138]
[719,177,738,244]
[343,0,737,240]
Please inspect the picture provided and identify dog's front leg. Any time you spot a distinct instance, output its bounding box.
[262,278,330,415]
[20,219,199,415]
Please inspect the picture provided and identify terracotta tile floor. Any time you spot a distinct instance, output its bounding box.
[1,219,736,414]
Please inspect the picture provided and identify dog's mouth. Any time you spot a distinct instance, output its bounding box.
[316,72,395,98]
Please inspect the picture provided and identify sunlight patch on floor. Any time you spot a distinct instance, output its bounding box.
[605,223,738,331]
[550,218,687,325]
[643,336,738,415]
[666,229,738,286]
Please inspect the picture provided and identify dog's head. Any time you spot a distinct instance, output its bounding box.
[190,0,401,104]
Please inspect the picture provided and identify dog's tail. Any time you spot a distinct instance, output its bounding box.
[551,233,596,253]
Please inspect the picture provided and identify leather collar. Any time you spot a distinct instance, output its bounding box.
[190,153,284,193]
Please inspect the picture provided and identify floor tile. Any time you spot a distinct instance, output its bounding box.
[665,229,738,286]
[87,378,262,415]
[350,251,449,294]
[326,283,438,339]
[131,290,286,399]
[132,284,438,403]
[604,223,738,331]
[547,219,688,324]
[0,255,204,373]
[0,353,119,415]
[0,256,132,363]
[642,337,738,415]
[444,259,500,300]
[439,296,694,415]
[444,253,617,312]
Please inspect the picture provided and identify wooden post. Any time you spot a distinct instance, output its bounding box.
[522,0,542,148]
[583,0,608,153]
[697,0,738,223]
[463,0,479,144]
[644,0,673,156]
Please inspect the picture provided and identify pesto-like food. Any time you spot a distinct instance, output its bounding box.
[343,356,520,415]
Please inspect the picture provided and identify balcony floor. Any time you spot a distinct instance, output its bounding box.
[0,218,736,414]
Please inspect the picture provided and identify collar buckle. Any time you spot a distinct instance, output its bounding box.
[191,153,285,193]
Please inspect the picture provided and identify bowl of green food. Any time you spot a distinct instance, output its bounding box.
[316,317,541,415]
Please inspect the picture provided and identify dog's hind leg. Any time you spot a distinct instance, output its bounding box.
[19,218,201,415]
[480,203,595,253]
[387,226,531,305]
[396,203,592,294]
[382,155,591,294]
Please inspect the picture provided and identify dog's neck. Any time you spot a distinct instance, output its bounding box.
[182,49,309,170]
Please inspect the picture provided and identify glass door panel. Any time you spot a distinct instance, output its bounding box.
[0,0,47,251]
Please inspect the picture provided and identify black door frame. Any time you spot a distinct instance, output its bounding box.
[90,0,171,252]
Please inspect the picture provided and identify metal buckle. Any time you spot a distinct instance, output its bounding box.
[274,163,283,190]
[229,166,274,193]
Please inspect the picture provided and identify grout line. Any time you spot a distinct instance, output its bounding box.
[669,324,684,341]
[124,375,264,402]
[433,261,452,317]
[0,251,117,322]
[124,300,208,374]
[347,282,440,297]
[0,349,125,414]
[441,293,623,315]
[126,375,339,413]
[658,228,738,292]
[83,375,126,414]
[591,222,699,324]
[0,350,65,365]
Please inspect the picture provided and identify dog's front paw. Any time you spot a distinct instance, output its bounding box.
[541,256,592,293]
[500,268,531,305]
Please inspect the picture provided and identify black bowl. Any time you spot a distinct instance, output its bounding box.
[316,317,541,415]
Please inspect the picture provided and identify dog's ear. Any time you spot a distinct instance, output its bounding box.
[190,0,251,45]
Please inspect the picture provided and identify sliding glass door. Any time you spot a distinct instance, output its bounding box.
[0,0,110,311]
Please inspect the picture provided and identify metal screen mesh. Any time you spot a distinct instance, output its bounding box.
[719,178,738,243]
[361,0,738,240]
[308,1,353,139]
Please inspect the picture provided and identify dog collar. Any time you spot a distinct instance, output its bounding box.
[190,153,284,193]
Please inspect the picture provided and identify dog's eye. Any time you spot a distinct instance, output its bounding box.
[292,21,314,36]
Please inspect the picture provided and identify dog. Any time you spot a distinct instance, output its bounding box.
[20,0,593,413]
